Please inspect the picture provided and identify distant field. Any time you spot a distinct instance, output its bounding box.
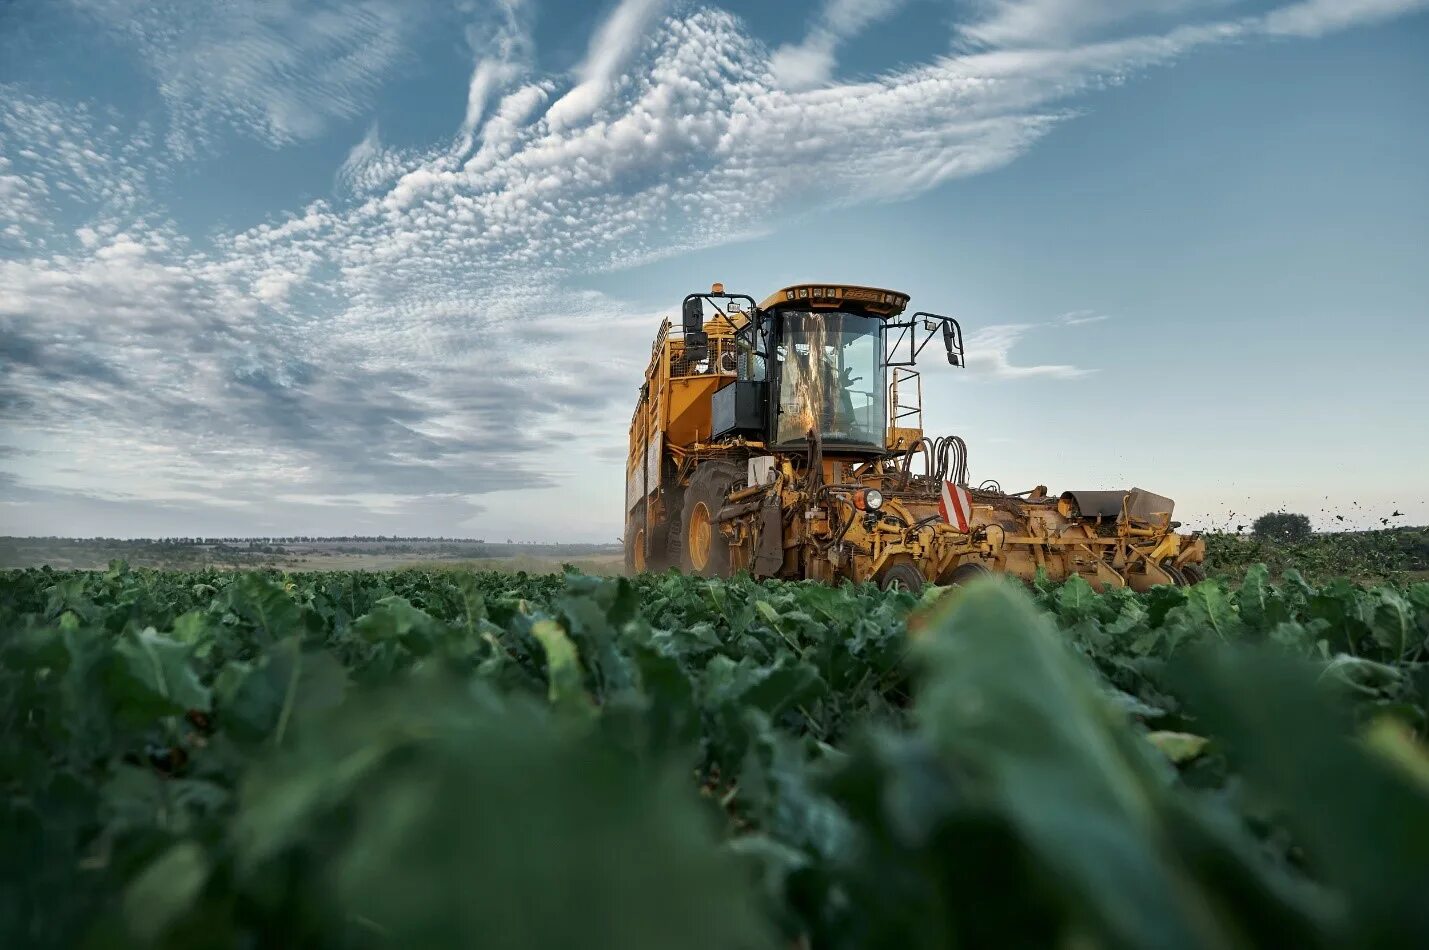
[0,537,623,573]
[3,528,1424,584]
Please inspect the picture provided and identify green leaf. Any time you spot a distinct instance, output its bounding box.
[226,573,303,642]
[531,619,593,713]
[354,596,445,655]
[1174,647,1429,944]
[1055,574,1101,623]
[1169,584,1246,643]
[1236,563,1287,630]
[913,582,1229,950]
[235,684,776,950]
[215,637,348,745]
[122,840,210,943]
[1367,587,1416,659]
[1146,731,1209,764]
[44,576,99,624]
[112,627,210,717]
[1365,717,1429,792]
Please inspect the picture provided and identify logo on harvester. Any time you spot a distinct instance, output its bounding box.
[939,481,972,532]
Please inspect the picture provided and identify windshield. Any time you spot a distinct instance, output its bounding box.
[774,311,885,448]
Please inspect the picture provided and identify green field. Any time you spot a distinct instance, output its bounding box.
[0,537,625,573]
[1203,526,1429,584]
[3,557,1428,948]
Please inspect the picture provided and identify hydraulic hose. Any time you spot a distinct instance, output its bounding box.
[897,437,934,490]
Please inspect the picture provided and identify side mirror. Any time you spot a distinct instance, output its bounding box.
[682,297,708,362]
[942,319,963,367]
[682,297,704,337]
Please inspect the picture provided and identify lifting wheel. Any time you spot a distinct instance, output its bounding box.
[877,560,926,593]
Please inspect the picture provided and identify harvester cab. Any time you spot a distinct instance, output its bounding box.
[691,286,962,453]
[625,282,1206,591]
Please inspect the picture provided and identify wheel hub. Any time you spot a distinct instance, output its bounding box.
[632,528,647,572]
[688,502,712,571]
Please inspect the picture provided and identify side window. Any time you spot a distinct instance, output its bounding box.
[738,315,771,382]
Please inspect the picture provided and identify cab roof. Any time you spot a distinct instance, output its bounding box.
[759,283,910,317]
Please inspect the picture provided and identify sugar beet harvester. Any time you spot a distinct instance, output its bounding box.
[625,283,1206,591]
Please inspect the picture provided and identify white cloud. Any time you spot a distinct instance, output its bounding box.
[336,122,395,195]
[253,268,300,305]
[959,0,1234,49]
[966,324,1096,379]
[544,0,667,128]
[1261,0,1429,36]
[456,0,534,153]
[958,0,1429,49]
[771,0,908,88]
[68,0,427,154]
[0,88,156,249]
[1058,309,1110,326]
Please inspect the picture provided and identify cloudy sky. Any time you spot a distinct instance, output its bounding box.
[1,0,1426,541]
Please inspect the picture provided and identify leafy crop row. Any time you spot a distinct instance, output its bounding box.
[2,562,1428,948]
[1202,526,1429,583]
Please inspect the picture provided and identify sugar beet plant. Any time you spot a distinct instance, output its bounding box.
[2,562,1429,949]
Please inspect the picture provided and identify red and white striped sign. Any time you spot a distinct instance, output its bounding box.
[939,481,973,533]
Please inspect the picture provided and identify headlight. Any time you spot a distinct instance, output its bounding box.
[854,489,884,511]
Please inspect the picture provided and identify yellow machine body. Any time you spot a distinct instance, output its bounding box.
[625,283,1206,591]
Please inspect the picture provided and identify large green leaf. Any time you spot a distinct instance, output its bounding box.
[913,580,1230,949]
[1174,647,1429,944]
[215,636,348,745]
[111,627,210,719]
[122,840,210,943]
[234,685,776,950]
[530,618,593,713]
[225,573,303,643]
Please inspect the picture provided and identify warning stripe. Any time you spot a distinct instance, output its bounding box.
[939,481,972,533]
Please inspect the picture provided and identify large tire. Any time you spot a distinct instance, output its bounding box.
[1160,560,1188,587]
[681,462,741,578]
[659,485,684,570]
[1180,564,1206,585]
[877,560,926,593]
[624,508,648,575]
[939,561,991,586]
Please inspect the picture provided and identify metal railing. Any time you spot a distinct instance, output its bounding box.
[670,334,739,378]
[889,365,923,432]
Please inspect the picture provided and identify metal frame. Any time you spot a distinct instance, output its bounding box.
[884,311,965,368]
[672,291,759,377]
[681,293,758,340]
[889,366,923,431]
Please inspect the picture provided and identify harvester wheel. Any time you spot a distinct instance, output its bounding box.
[624,509,648,575]
[1160,561,1189,587]
[1180,564,1206,585]
[877,561,926,593]
[681,462,741,578]
[939,562,991,586]
[661,492,683,569]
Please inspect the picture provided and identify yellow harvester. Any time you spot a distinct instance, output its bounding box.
[625,283,1206,590]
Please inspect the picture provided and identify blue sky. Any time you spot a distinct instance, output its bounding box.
[1,0,1426,541]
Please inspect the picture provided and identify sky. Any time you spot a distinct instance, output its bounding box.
[1,0,1426,542]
